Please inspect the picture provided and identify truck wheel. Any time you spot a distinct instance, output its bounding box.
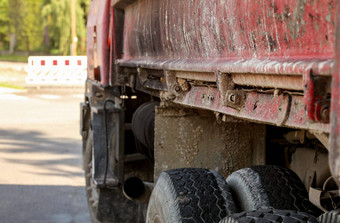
[219,209,319,223]
[318,209,340,223]
[84,130,101,222]
[226,165,321,216]
[146,168,237,223]
[84,130,144,223]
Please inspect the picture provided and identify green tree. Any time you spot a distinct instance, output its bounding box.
[42,0,90,55]
[20,0,45,52]
[1,0,90,55]
[77,0,91,54]
[0,0,9,50]
[7,0,24,52]
[42,0,71,55]
[7,0,44,53]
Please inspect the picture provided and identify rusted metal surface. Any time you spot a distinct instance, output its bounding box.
[125,64,331,132]
[303,70,332,123]
[173,86,330,133]
[330,0,340,186]
[284,96,330,131]
[223,90,246,111]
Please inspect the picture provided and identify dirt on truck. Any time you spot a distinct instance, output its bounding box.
[80,0,340,222]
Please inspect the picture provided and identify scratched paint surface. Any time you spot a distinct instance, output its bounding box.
[175,86,329,132]
[123,0,335,60]
[87,0,110,85]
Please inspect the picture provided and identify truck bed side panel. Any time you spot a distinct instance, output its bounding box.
[123,0,335,60]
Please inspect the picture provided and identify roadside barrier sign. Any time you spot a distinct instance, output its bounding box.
[26,56,87,86]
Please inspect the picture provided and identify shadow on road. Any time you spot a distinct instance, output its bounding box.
[0,128,83,178]
[0,184,90,223]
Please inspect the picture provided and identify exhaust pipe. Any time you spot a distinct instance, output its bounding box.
[123,177,154,203]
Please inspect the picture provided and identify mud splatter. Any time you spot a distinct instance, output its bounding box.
[288,0,307,40]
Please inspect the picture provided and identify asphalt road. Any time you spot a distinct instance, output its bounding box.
[0,87,91,223]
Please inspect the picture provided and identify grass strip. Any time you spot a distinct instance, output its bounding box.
[0,82,25,89]
[0,55,28,62]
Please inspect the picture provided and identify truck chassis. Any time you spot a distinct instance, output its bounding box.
[81,0,340,222]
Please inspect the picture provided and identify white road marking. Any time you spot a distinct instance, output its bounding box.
[38,95,62,100]
[72,94,84,99]
[0,94,28,101]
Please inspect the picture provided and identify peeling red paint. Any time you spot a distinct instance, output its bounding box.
[87,0,340,184]
[123,0,335,61]
[86,0,110,85]
[173,86,329,132]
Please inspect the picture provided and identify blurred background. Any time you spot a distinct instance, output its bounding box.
[0,0,90,58]
[0,0,92,222]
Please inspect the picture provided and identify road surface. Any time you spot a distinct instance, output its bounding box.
[0,87,91,223]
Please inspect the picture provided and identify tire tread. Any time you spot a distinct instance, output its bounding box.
[318,209,340,223]
[219,209,319,223]
[146,168,237,223]
[226,165,321,216]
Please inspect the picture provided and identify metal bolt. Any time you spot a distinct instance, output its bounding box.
[229,94,236,103]
[174,85,182,92]
[225,91,245,110]
[228,94,241,104]
[320,107,330,123]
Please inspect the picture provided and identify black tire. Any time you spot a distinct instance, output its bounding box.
[84,130,144,223]
[318,209,340,223]
[219,209,319,223]
[146,168,237,223]
[84,130,101,223]
[226,165,321,216]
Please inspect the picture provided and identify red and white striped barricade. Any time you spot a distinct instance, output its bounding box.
[26,56,87,86]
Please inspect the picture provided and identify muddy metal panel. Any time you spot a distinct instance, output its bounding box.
[123,0,335,60]
[154,106,266,180]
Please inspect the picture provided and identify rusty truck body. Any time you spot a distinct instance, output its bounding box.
[81,0,340,222]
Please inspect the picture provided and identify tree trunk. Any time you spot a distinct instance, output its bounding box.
[26,35,30,55]
[9,33,16,54]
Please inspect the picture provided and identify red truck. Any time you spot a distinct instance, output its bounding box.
[81,0,340,222]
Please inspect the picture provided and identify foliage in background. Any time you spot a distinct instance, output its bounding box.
[0,54,28,62]
[0,0,9,50]
[0,0,90,55]
[9,0,45,52]
[0,83,25,89]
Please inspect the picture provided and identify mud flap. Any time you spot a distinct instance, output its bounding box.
[91,102,124,187]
